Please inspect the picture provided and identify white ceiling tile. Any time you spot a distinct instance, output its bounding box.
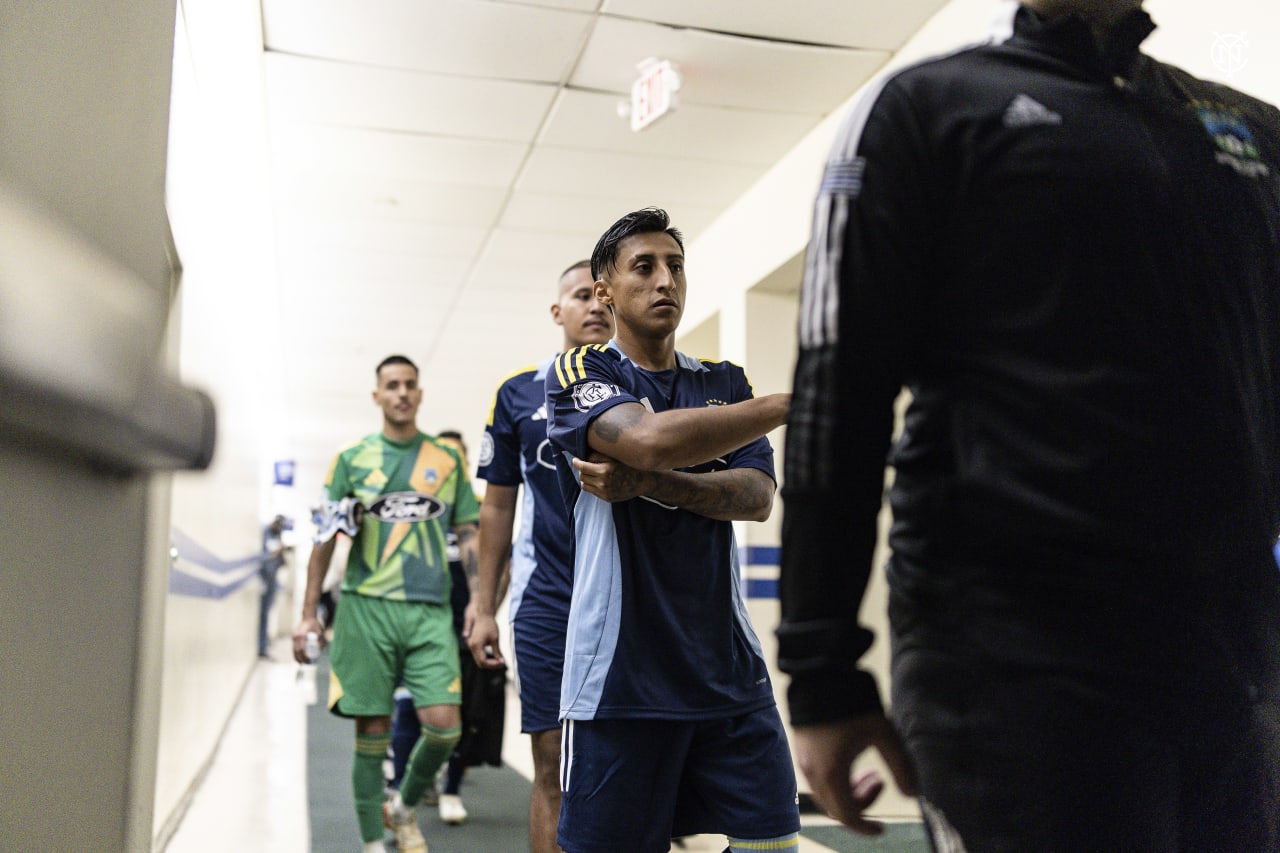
[539,89,820,165]
[601,0,950,52]
[187,0,957,492]
[262,0,593,82]
[517,146,762,208]
[264,53,557,142]
[481,227,605,268]
[275,246,472,295]
[271,173,508,228]
[499,190,720,245]
[572,17,888,113]
[269,123,528,186]
[497,191,612,237]
[466,258,580,298]
[511,0,601,11]
[275,215,489,258]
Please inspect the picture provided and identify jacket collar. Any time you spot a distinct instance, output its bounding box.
[1011,5,1156,78]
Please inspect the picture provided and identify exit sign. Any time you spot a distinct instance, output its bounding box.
[630,59,680,132]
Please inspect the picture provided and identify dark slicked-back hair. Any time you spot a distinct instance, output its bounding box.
[590,207,684,281]
[376,354,418,378]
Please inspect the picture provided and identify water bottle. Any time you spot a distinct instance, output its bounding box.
[304,630,320,662]
[298,631,320,706]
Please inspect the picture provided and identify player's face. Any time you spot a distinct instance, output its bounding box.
[597,231,685,339]
[373,363,421,428]
[552,266,613,348]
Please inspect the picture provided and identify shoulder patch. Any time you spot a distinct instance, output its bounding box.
[571,381,620,412]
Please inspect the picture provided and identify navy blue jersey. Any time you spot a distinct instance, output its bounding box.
[477,356,574,622]
[546,340,776,721]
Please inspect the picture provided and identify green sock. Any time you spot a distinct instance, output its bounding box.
[353,732,391,842]
[399,723,461,806]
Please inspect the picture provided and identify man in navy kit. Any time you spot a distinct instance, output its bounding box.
[545,208,798,853]
[779,0,1280,850]
[466,259,613,853]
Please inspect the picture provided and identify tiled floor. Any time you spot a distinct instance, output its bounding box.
[163,638,889,853]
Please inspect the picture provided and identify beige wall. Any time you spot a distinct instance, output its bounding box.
[154,0,301,845]
[0,2,179,850]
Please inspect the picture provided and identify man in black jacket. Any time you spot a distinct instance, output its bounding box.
[778,1,1280,850]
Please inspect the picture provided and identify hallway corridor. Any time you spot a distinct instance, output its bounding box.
[162,639,928,852]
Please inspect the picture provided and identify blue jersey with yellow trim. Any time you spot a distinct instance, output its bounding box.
[546,340,776,720]
[477,356,574,622]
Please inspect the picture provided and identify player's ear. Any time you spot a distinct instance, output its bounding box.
[550,302,563,326]
[594,279,612,306]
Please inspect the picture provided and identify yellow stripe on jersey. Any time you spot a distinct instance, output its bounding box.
[486,363,538,426]
[554,344,610,387]
[553,352,570,389]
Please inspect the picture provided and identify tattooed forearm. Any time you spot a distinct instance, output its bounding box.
[592,404,645,446]
[646,468,774,522]
[610,464,654,500]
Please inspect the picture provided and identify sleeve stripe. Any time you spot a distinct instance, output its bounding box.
[553,353,570,389]
[799,73,890,349]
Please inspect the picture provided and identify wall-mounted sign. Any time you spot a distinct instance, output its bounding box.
[273,459,296,487]
[631,59,681,132]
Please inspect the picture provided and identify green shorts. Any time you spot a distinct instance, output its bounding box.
[327,593,462,718]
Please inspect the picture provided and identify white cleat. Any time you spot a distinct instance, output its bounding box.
[438,793,468,825]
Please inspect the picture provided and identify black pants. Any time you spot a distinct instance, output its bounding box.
[887,561,1280,852]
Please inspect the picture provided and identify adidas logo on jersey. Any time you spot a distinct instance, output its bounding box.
[1004,94,1062,128]
[531,403,547,421]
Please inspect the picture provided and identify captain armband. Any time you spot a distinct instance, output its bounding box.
[312,497,364,544]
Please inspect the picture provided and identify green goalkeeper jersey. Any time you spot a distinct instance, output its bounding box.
[324,431,480,603]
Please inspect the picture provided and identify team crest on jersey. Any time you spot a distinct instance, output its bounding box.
[478,432,495,467]
[366,491,446,523]
[1194,103,1270,178]
[571,381,619,412]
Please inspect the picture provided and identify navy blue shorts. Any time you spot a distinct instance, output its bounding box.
[512,613,566,734]
[558,705,800,853]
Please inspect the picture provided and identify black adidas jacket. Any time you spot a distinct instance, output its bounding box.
[779,5,1280,725]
